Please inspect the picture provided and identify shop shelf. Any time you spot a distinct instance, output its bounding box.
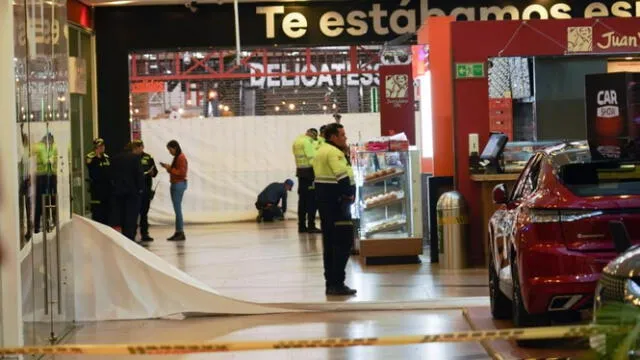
[363,170,405,185]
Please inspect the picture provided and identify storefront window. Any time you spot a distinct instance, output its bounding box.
[128,46,411,123]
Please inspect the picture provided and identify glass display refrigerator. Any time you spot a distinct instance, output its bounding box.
[353,147,423,264]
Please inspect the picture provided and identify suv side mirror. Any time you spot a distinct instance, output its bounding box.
[492,184,508,204]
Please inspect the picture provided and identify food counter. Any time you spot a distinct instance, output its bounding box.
[470,173,520,266]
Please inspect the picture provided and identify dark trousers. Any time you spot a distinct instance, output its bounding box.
[111,193,141,241]
[35,175,57,233]
[139,191,152,236]
[19,178,32,242]
[297,177,317,229]
[256,204,283,222]
[90,188,111,225]
[317,199,354,288]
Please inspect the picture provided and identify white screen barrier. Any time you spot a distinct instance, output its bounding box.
[141,114,382,224]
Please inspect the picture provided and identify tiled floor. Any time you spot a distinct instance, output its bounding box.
[141,221,489,303]
[59,310,487,360]
[47,221,590,359]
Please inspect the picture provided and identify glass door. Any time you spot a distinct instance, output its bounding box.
[15,0,75,352]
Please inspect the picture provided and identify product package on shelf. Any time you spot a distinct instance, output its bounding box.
[363,190,405,209]
[364,215,407,236]
[363,167,403,183]
[364,133,409,152]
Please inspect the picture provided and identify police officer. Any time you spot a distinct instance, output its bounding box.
[313,123,356,296]
[292,128,321,233]
[34,133,58,234]
[255,179,294,222]
[133,140,158,242]
[110,142,144,241]
[86,138,111,225]
[315,125,327,152]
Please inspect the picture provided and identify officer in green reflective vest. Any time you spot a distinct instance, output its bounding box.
[34,132,58,234]
[292,128,320,233]
[86,138,111,225]
[313,123,356,296]
[315,125,327,152]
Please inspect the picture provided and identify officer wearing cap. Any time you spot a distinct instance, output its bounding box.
[133,140,158,242]
[292,128,321,233]
[255,179,294,222]
[313,122,356,296]
[86,138,111,225]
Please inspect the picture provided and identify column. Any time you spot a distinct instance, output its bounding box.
[0,0,23,348]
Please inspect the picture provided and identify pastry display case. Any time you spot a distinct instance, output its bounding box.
[353,149,422,264]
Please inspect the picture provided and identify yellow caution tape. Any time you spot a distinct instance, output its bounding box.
[0,324,623,355]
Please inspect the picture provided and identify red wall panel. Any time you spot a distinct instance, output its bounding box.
[450,17,640,265]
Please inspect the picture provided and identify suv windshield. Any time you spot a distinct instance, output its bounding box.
[558,161,640,197]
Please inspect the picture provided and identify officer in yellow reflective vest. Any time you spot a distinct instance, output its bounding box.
[292,128,320,233]
[33,133,58,234]
[86,138,111,225]
[315,125,327,152]
[313,123,357,296]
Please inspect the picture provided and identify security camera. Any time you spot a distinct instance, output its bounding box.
[185,1,198,13]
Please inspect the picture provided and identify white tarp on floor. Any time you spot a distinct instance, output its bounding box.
[72,216,298,321]
[140,114,382,225]
[69,216,487,321]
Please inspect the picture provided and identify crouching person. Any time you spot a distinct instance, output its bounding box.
[255,179,294,222]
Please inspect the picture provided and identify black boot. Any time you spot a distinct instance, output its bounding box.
[167,232,186,241]
[307,226,322,234]
[141,234,154,242]
[326,285,357,296]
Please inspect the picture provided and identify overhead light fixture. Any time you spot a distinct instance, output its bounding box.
[288,103,296,110]
[626,57,634,60]
[223,105,230,112]
[275,106,280,112]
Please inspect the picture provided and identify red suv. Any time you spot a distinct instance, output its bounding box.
[488,141,640,327]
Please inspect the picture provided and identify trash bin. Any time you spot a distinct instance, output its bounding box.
[436,191,468,269]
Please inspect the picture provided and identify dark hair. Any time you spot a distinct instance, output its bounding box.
[167,140,183,168]
[307,128,318,135]
[324,123,344,140]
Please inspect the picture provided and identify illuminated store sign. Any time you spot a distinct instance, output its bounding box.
[425,0,640,21]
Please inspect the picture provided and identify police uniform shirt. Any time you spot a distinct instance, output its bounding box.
[86,151,110,186]
[313,142,354,201]
[140,152,158,190]
[293,134,317,179]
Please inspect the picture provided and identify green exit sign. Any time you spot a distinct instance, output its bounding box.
[456,63,485,79]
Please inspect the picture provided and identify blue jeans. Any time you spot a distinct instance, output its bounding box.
[170,181,187,232]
